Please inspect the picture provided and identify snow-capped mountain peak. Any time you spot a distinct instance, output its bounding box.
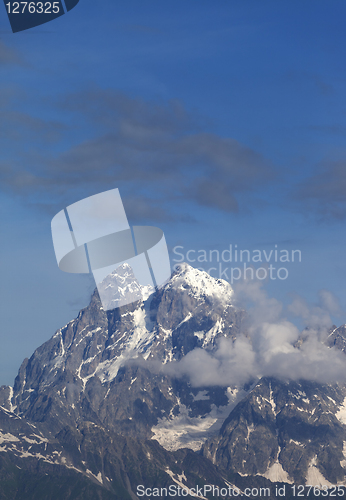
[167,263,234,304]
[97,262,155,310]
[10,262,242,426]
[3,263,346,496]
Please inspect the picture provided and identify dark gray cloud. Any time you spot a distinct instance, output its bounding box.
[0,110,65,143]
[122,195,175,223]
[0,87,65,146]
[295,161,346,219]
[285,70,334,96]
[0,88,275,220]
[0,41,23,65]
[308,125,346,136]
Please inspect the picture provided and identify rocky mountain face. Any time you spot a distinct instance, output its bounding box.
[1,263,346,498]
[10,264,243,442]
[203,377,346,486]
[326,325,346,354]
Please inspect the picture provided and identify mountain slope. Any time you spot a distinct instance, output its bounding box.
[10,263,243,447]
[1,263,346,497]
[203,377,346,486]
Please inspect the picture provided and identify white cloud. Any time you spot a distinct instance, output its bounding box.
[156,282,346,387]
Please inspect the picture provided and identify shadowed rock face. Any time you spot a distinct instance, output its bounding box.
[1,264,346,498]
[203,377,346,485]
[326,325,346,354]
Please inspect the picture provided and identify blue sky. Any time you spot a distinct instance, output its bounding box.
[1,0,346,385]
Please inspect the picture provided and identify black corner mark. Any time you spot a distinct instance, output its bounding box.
[4,0,64,33]
[3,0,80,33]
[64,0,79,12]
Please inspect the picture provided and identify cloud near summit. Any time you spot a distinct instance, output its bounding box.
[154,281,346,388]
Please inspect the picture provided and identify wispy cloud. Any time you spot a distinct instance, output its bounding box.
[285,70,334,96]
[0,41,23,66]
[7,86,346,224]
[294,161,346,220]
[0,87,275,220]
